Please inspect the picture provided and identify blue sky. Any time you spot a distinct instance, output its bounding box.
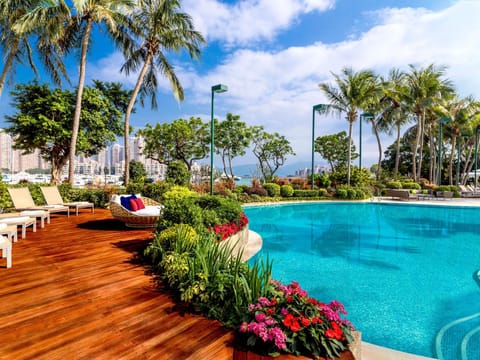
[1,0,479,169]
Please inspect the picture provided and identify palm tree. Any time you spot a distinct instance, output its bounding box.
[319,68,379,185]
[435,95,479,184]
[377,68,412,177]
[403,64,453,181]
[120,0,205,186]
[15,0,135,184]
[0,0,68,97]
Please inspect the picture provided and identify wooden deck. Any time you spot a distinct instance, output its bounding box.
[0,209,234,360]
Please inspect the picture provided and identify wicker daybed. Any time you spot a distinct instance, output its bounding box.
[110,195,162,228]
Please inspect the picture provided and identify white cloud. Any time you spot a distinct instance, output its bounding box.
[183,0,334,46]
[187,1,480,166]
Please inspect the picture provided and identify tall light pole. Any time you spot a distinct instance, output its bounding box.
[210,84,228,195]
[311,104,327,189]
[359,113,374,169]
[437,117,451,186]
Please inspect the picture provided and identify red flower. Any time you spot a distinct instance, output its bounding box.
[301,317,311,326]
[283,314,301,332]
[325,322,345,340]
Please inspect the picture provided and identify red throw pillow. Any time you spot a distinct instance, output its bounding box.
[135,198,145,210]
[129,198,139,211]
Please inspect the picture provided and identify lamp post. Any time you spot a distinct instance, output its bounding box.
[456,134,469,186]
[359,113,374,169]
[311,104,327,189]
[210,84,228,195]
[437,117,451,186]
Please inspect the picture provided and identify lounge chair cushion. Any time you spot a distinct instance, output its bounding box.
[0,216,30,224]
[120,195,137,211]
[0,223,6,230]
[129,198,145,211]
[135,206,162,216]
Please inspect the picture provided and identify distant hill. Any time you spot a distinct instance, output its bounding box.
[231,160,323,178]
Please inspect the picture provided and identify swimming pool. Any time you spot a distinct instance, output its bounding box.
[244,202,480,358]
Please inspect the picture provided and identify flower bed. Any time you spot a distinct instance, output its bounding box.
[238,281,355,359]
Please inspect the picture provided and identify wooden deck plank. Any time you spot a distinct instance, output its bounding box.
[0,209,234,360]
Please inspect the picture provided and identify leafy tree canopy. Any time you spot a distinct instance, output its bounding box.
[6,82,124,183]
[251,126,295,182]
[138,117,209,170]
[314,131,358,172]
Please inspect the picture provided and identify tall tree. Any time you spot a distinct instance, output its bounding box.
[119,0,205,186]
[314,131,357,172]
[138,117,209,170]
[251,126,295,182]
[214,113,252,178]
[0,0,68,97]
[15,0,135,184]
[403,64,453,181]
[6,83,124,183]
[319,68,379,185]
[377,68,412,177]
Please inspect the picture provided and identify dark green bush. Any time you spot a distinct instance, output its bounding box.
[315,173,331,188]
[142,182,172,202]
[385,181,402,189]
[195,195,242,225]
[263,183,281,197]
[158,197,203,231]
[280,184,294,197]
[335,188,348,199]
[166,161,191,186]
[233,184,249,194]
[401,182,421,190]
[293,190,318,197]
[126,181,144,195]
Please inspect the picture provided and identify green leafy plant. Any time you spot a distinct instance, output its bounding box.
[263,183,281,197]
[280,185,294,197]
[238,280,355,359]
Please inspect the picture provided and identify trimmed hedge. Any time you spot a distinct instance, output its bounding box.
[280,184,294,197]
[264,183,281,197]
[293,190,318,197]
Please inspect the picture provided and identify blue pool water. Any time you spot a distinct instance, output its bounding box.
[244,202,480,358]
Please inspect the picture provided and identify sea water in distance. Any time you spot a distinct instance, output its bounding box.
[244,202,480,358]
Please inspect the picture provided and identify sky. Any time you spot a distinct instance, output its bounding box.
[1,0,480,171]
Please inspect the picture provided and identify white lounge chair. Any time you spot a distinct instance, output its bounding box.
[7,187,70,217]
[0,234,12,268]
[40,186,94,216]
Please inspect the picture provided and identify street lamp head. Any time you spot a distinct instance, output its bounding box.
[313,104,327,112]
[360,113,374,120]
[438,117,451,123]
[212,84,228,93]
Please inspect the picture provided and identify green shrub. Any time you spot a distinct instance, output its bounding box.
[126,181,144,195]
[335,188,348,199]
[335,185,368,200]
[386,181,402,189]
[158,197,203,231]
[163,185,198,201]
[195,195,242,225]
[233,184,249,194]
[293,190,318,197]
[263,183,281,197]
[318,188,328,197]
[401,182,421,190]
[166,161,191,186]
[142,181,172,202]
[314,173,331,188]
[280,184,294,197]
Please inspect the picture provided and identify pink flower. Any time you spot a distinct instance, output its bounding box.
[255,313,266,322]
[239,322,248,332]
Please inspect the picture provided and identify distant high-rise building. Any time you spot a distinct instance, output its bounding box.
[0,129,12,171]
[110,143,124,166]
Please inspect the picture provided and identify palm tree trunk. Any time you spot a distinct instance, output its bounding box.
[412,114,421,181]
[417,111,425,180]
[0,47,17,97]
[394,123,401,177]
[347,120,353,186]
[123,54,153,187]
[371,119,382,179]
[429,123,435,183]
[449,136,456,185]
[68,19,92,184]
